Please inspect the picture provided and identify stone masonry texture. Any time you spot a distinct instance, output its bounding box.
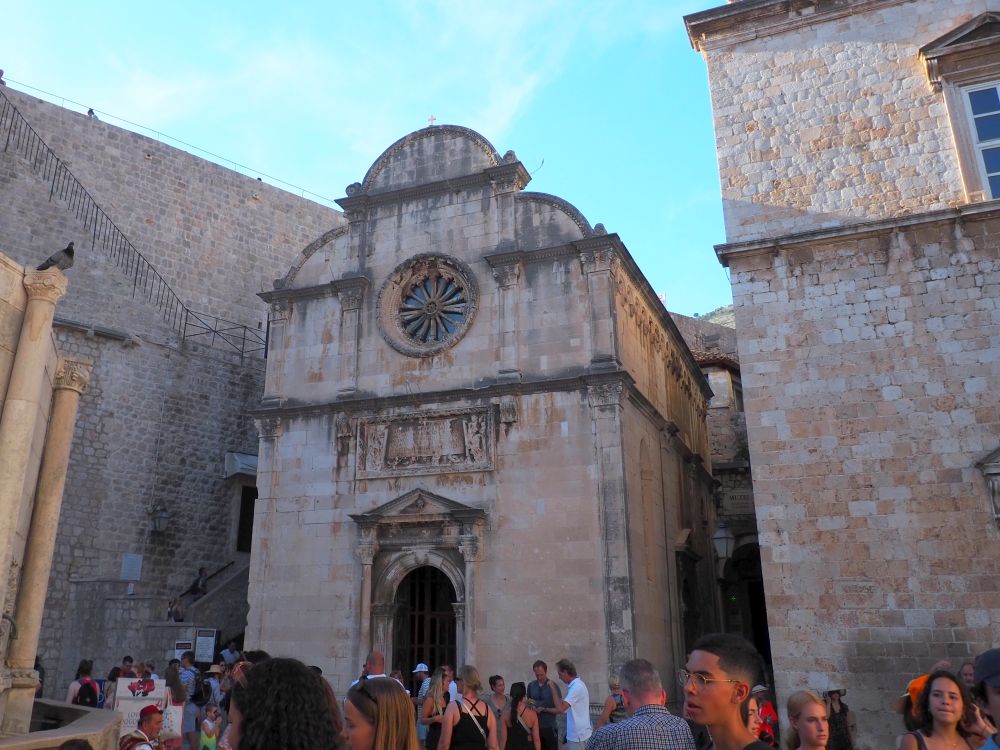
[687,2,1000,748]
[0,86,343,695]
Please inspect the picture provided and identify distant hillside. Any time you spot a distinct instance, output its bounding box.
[696,304,735,328]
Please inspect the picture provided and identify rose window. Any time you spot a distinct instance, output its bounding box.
[400,273,468,343]
[377,254,479,357]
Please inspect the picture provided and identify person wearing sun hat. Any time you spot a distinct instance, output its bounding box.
[118,704,163,750]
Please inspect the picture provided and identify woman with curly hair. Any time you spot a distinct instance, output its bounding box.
[899,670,977,750]
[344,676,419,750]
[228,657,339,750]
[785,691,828,750]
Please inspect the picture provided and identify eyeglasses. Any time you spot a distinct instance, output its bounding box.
[676,669,742,690]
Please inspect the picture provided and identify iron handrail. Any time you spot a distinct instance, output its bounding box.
[0,89,266,362]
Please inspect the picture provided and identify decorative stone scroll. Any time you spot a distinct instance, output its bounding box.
[355,407,494,479]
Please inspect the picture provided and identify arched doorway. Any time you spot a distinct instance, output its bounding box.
[392,566,457,692]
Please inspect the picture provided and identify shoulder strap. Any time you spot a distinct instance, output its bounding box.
[517,707,530,733]
[909,732,930,750]
[460,699,489,743]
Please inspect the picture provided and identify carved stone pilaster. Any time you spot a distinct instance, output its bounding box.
[23,270,69,303]
[337,278,369,311]
[458,534,481,563]
[587,380,625,409]
[452,601,466,625]
[578,246,619,275]
[358,541,377,566]
[255,416,284,439]
[54,357,93,394]
[269,298,292,318]
[499,396,518,426]
[490,260,521,288]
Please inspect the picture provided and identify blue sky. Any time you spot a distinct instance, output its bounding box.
[0,0,732,316]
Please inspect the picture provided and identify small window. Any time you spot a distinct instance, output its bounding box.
[236,486,257,553]
[965,82,1000,198]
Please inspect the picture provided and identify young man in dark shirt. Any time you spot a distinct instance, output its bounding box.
[681,633,771,750]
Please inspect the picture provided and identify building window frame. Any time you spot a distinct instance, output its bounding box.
[920,13,1000,202]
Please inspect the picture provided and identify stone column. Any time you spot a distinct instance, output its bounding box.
[490,258,522,383]
[578,244,621,373]
[458,532,481,665]
[2,357,91,737]
[337,279,368,397]
[357,537,377,656]
[371,603,394,656]
[587,379,636,667]
[452,602,466,666]
[0,270,67,617]
[246,416,283,647]
[263,299,290,399]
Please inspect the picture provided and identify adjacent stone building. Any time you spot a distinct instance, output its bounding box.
[0,85,342,708]
[686,1,1000,747]
[251,126,724,693]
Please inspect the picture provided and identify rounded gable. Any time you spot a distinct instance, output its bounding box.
[360,125,501,194]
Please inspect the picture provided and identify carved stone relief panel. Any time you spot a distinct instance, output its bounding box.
[356,407,494,479]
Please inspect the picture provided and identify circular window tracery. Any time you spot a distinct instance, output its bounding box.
[377,255,478,357]
[400,272,469,343]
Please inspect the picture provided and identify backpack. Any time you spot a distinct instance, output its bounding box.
[75,678,99,707]
[193,671,211,706]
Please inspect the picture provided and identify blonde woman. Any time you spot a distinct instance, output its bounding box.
[595,676,627,729]
[785,691,829,750]
[344,676,419,750]
[422,668,452,750]
[440,665,499,750]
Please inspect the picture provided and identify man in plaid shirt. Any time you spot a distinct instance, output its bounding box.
[587,659,695,750]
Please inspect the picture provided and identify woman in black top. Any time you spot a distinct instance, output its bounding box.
[439,665,498,750]
[498,682,540,750]
[422,668,451,750]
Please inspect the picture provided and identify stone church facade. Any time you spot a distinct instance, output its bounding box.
[686,1,1000,747]
[0,81,732,723]
[251,126,723,691]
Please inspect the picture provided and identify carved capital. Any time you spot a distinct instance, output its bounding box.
[458,533,481,563]
[578,246,618,275]
[587,380,625,408]
[54,357,93,394]
[336,412,352,439]
[337,281,368,312]
[452,602,466,623]
[372,602,395,619]
[255,416,284,439]
[269,298,292,318]
[490,261,521,288]
[345,208,367,224]
[358,541,377,566]
[499,396,518,426]
[23,270,69,304]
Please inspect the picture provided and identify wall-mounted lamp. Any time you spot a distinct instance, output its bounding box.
[150,504,169,534]
[711,520,735,564]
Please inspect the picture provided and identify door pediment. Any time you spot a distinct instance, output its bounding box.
[350,487,487,526]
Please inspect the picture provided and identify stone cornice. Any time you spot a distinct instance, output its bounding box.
[336,161,530,213]
[251,371,635,421]
[715,199,1000,266]
[684,0,911,52]
[258,274,371,306]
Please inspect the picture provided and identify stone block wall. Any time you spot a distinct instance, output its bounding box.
[727,209,1000,748]
[0,89,345,696]
[690,0,989,243]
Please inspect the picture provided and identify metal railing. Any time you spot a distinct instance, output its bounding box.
[0,89,265,362]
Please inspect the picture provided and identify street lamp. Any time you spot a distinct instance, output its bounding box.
[150,504,169,534]
[712,520,735,564]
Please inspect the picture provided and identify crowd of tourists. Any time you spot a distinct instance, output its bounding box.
[58,633,999,750]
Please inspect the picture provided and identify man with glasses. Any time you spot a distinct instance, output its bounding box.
[587,658,695,750]
[680,634,771,750]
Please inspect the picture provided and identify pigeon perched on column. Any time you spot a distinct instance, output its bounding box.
[36,242,74,271]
